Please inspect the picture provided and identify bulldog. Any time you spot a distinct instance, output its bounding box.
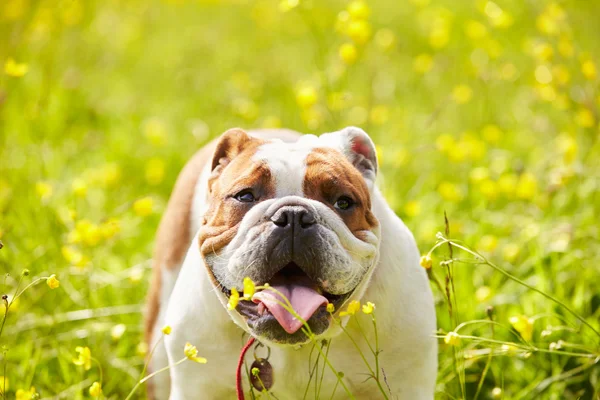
[144,127,437,399]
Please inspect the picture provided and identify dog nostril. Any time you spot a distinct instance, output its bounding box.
[299,210,316,229]
[271,211,289,227]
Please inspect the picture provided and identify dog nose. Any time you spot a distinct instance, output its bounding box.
[270,206,316,229]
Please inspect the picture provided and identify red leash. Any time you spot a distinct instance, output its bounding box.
[236,336,256,400]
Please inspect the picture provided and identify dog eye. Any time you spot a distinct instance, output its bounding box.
[334,196,354,211]
[234,190,256,203]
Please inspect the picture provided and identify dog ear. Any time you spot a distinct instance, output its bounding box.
[208,128,255,192]
[211,128,253,171]
[321,126,378,185]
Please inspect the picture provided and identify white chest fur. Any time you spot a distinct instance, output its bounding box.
[160,188,437,400]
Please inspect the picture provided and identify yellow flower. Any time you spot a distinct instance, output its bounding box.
[552,64,570,85]
[72,219,102,247]
[556,134,578,164]
[133,197,154,217]
[99,162,122,187]
[295,85,318,109]
[339,43,358,65]
[278,0,299,12]
[479,179,498,200]
[35,181,53,201]
[444,331,461,346]
[184,342,207,363]
[227,287,240,310]
[346,20,371,44]
[326,303,335,313]
[404,200,421,218]
[339,300,361,316]
[515,172,538,200]
[71,178,88,198]
[464,20,487,40]
[362,301,375,314]
[162,325,172,335]
[498,173,517,195]
[99,218,121,240]
[510,315,534,341]
[243,277,255,300]
[420,255,432,269]
[413,53,433,74]
[532,42,553,62]
[438,182,463,202]
[558,36,573,57]
[143,118,167,147]
[482,124,502,143]
[73,346,92,370]
[452,85,473,104]
[582,60,597,80]
[575,108,595,128]
[347,1,370,20]
[4,58,28,77]
[16,386,38,400]
[429,27,449,49]
[89,381,102,398]
[146,158,166,185]
[46,274,60,289]
[61,246,89,268]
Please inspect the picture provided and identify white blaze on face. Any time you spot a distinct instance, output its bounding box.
[253,135,320,198]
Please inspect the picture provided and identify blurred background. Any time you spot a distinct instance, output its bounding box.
[1,0,599,398]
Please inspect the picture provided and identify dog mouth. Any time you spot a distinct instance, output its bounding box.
[220,263,352,343]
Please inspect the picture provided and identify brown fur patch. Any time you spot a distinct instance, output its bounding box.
[303,147,378,237]
[199,144,275,259]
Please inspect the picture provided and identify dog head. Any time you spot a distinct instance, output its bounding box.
[198,127,380,345]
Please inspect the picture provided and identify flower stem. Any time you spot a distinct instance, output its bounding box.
[124,357,186,400]
[441,238,600,339]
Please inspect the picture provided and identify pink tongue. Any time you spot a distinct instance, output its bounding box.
[252,283,328,334]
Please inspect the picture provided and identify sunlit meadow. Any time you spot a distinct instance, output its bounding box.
[1,0,600,398]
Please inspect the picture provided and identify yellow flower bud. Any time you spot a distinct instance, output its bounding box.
[339,43,358,65]
[46,274,60,289]
[89,382,102,398]
[228,287,240,310]
[133,197,154,217]
[184,342,207,363]
[340,300,360,316]
[362,301,375,314]
[444,331,461,346]
[243,277,255,300]
[73,346,92,370]
[4,58,28,77]
[420,255,433,269]
[162,325,172,335]
[295,85,318,109]
[347,1,370,20]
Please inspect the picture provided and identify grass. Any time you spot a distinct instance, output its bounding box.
[1,0,600,398]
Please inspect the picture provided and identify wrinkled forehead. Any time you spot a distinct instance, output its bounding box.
[251,135,320,197]
[250,134,364,198]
